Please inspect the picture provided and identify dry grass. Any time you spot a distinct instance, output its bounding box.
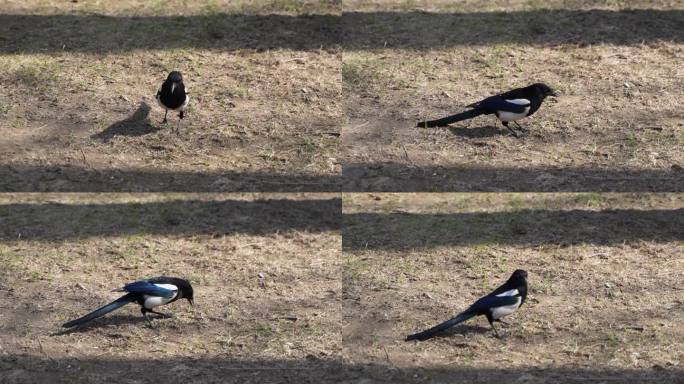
[0,1,341,192]
[342,1,684,191]
[341,193,684,382]
[0,193,342,383]
[1,1,683,383]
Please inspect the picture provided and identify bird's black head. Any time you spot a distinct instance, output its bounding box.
[509,269,528,283]
[175,278,194,306]
[166,71,183,83]
[532,83,558,97]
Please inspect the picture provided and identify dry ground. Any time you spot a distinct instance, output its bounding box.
[342,0,684,191]
[342,193,684,383]
[1,192,682,383]
[0,1,341,192]
[0,193,343,383]
[2,1,683,383]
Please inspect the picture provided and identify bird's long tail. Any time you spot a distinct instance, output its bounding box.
[416,109,483,128]
[405,311,476,341]
[62,294,134,328]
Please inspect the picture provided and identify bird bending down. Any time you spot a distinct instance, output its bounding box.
[62,276,194,328]
[156,71,190,135]
[416,83,557,137]
[405,269,528,341]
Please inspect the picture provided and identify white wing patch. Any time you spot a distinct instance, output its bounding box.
[143,284,178,309]
[495,289,519,297]
[505,98,530,106]
[154,284,178,292]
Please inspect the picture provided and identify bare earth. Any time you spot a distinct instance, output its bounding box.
[0,1,341,192]
[0,193,343,383]
[342,0,684,191]
[1,1,683,384]
[343,193,684,383]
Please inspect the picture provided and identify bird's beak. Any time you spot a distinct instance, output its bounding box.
[550,90,559,97]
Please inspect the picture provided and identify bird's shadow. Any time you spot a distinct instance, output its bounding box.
[430,324,494,339]
[447,125,510,138]
[51,314,167,336]
[91,102,160,142]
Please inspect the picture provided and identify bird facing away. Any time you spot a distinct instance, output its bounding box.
[416,83,557,136]
[62,276,194,328]
[405,269,528,341]
[156,71,190,134]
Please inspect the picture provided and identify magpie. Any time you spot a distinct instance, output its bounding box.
[416,83,557,136]
[156,71,190,134]
[62,276,194,328]
[405,269,528,341]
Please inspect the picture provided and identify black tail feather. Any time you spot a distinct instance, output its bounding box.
[405,311,476,341]
[416,109,483,128]
[62,294,134,328]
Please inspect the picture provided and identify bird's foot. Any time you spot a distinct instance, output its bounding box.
[152,312,173,319]
[513,122,529,135]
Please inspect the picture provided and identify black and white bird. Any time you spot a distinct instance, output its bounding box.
[62,276,194,328]
[405,269,528,341]
[417,83,557,136]
[156,71,190,134]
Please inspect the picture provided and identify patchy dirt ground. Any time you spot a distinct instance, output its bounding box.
[342,193,684,383]
[342,0,684,191]
[0,193,342,383]
[2,1,683,383]
[0,1,341,192]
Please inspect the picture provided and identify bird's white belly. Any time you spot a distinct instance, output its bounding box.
[490,297,521,320]
[497,107,530,122]
[143,293,176,309]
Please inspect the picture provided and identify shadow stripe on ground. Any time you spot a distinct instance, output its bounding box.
[1,9,682,53]
[0,198,341,240]
[342,163,684,192]
[343,208,684,249]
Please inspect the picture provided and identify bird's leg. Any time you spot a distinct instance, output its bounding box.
[503,122,519,137]
[513,121,528,133]
[176,111,184,135]
[488,319,501,338]
[141,308,156,328]
[148,309,173,318]
[162,110,168,124]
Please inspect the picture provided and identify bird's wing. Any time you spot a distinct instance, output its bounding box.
[468,294,520,312]
[121,280,176,298]
[476,96,530,113]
